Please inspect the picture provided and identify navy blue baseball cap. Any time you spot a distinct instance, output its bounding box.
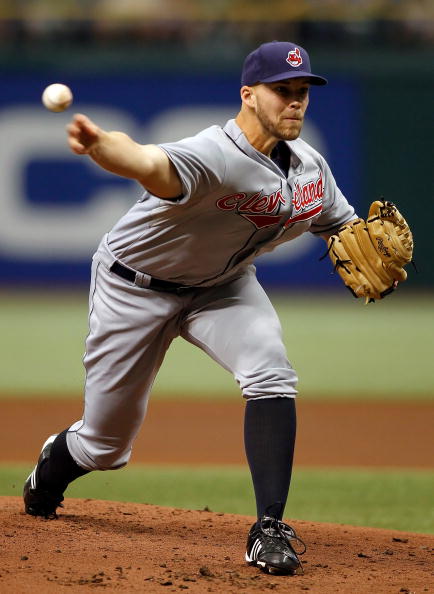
[241,41,327,87]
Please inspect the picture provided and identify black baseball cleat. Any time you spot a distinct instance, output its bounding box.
[245,516,306,575]
[23,434,64,519]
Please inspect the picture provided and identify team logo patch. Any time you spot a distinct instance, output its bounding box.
[216,189,285,229]
[286,47,302,68]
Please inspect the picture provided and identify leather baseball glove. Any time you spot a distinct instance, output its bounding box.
[325,200,414,303]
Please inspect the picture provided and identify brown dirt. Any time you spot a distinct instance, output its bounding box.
[1,396,433,593]
[1,498,433,594]
[0,398,433,467]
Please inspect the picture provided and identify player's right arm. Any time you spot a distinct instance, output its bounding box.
[66,113,182,199]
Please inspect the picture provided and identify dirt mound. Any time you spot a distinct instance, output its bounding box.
[1,497,432,593]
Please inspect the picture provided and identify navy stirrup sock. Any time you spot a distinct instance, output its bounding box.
[39,429,89,494]
[244,397,297,520]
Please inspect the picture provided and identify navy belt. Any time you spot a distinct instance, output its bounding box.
[110,261,195,294]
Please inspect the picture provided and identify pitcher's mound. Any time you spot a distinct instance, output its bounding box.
[1,497,432,593]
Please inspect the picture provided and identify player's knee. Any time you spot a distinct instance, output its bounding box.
[238,364,298,399]
[67,431,132,471]
[233,327,298,398]
[89,450,130,471]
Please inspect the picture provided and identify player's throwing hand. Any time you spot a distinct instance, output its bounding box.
[67,113,101,155]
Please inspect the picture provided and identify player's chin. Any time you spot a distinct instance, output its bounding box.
[279,129,302,141]
[278,122,302,141]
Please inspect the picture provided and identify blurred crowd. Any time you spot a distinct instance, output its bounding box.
[0,0,432,48]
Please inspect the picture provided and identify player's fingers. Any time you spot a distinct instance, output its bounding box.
[72,112,92,125]
[66,115,100,153]
[66,124,87,151]
[67,137,89,154]
[66,121,80,137]
[72,113,100,137]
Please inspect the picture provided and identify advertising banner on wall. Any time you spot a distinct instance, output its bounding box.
[0,73,361,288]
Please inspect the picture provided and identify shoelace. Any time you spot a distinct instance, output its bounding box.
[260,517,307,556]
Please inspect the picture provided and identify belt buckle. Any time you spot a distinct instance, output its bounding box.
[174,284,193,294]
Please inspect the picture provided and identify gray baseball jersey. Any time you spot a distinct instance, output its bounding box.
[107,119,354,286]
[66,118,355,470]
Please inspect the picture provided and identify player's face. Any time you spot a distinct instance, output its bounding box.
[253,79,310,141]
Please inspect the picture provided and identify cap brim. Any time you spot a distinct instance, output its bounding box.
[259,71,328,86]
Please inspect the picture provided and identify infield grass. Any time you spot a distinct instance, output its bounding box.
[3,464,433,534]
[0,290,433,400]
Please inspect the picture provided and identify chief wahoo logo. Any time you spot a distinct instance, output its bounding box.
[286,47,302,67]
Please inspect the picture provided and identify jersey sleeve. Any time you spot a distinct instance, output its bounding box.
[310,158,357,235]
[159,129,226,203]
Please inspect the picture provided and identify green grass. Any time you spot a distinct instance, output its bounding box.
[4,464,433,534]
[0,290,433,399]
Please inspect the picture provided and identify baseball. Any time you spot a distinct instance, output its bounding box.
[42,83,73,112]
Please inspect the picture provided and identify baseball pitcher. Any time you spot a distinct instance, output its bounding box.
[23,41,413,576]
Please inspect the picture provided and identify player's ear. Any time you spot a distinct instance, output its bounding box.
[240,85,256,109]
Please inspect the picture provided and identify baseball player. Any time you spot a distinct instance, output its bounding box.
[23,41,356,576]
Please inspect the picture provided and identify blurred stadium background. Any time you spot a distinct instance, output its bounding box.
[0,1,433,398]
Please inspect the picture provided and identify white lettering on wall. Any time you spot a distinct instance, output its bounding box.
[0,107,138,259]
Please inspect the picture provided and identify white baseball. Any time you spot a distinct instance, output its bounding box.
[42,83,73,112]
